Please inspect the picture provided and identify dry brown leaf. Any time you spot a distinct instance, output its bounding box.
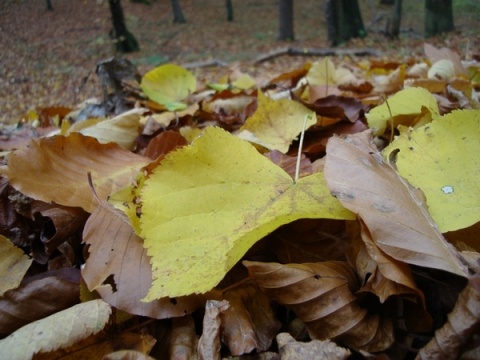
[277,332,351,360]
[416,273,480,360]
[197,300,230,360]
[0,299,111,359]
[103,350,156,360]
[264,150,312,179]
[82,203,206,318]
[244,260,394,352]
[141,130,188,160]
[0,133,150,213]
[0,268,80,334]
[0,235,32,296]
[424,43,466,76]
[169,316,198,360]
[324,130,468,277]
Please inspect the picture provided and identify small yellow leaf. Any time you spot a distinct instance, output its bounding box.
[0,235,32,296]
[384,109,480,232]
[141,64,196,111]
[366,87,440,136]
[237,91,315,153]
[306,58,337,86]
[0,299,111,359]
[113,127,353,300]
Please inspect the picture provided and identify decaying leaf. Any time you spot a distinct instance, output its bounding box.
[277,332,351,360]
[0,299,111,359]
[0,133,150,213]
[237,90,315,153]
[324,129,468,277]
[244,260,394,352]
[0,235,32,296]
[197,300,230,360]
[169,316,198,360]
[112,126,353,300]
[384,109,480,232]
[82,202,206,318]
[0,268,80,334]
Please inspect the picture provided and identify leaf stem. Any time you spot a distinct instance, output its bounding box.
[295,114,310,183]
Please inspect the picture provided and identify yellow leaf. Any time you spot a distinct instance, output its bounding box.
[0,299,111,359]
[306,58,337,86]
[384,109,480,232]
[237,91,315,153]
[113,127,353,300]
[0,235,32,296]
[141,64,196,111]
[208,74,257,92]
[366,87,440,136]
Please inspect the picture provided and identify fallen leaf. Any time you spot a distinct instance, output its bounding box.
[114,126,353,300]
[169,316,198,360]
[365,87,440,136]
[82,202,206,318]
[277,332,351,360]
[0,133,150,213]
[103,350,156,360]
[384,109,480,232]
[0,268,80,334]
[141,64,196,111]
[244,260,394,352]
[0,299,110,358]
[324,129,468,276]
[237,90,315,153]
[197,300,230,360]
[424,43,466,76]
[0,235,32,296]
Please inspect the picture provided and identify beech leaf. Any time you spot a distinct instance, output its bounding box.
[0,299,111,359]
[0,235,32,296]
[324,130,468,277]
[113,127,353,300]
[0,133,150,213]
[140,64,196,111]
[237,91,315,153]
[384,109,480,232]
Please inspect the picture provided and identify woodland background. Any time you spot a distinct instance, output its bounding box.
[1,0,479,124]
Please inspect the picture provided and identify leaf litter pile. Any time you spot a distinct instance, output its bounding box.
[0,43,480,359]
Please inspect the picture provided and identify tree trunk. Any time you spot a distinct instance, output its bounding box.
[385,0,402,38]
[278,0,294,41]
[425,0,454,37]
[225,0,234,22]
[171,0,186,23]
[326,0,366,46]
[108,0,140,53]
[46,0,53,11]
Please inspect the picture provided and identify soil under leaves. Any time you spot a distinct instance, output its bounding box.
[1,0,478,124]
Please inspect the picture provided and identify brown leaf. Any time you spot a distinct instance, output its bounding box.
[169,316,198,360]
[324,130,468,277]
[264,151,312,179]
[244,260,394,352]
[141,130,188,160]
[424,43,466,76]
[103,350,156,360]
[82,203,206,318]
[306,95,368,123]
[0,268,80,334]
[277,332,351,360]
[416,273,480,359]
[197,300,230,360]
[0,133,150,213]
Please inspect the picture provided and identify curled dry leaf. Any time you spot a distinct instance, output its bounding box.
[244,260,394,352]
[416,273,480,360]
[82,202,206,319]
[324,129,468,277]
[0,235,32,296]
[0,268,80,334]
[0,133,150,213]
[197,300,230,360]
[277,332,351,360]
[0,299,111,359]
[169,316,198,360]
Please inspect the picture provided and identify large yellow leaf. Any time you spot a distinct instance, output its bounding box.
[366,87,440,136]
[384,109,480,232]
[237,91,315,153]
[0,299,110,359]
[140,64,196,111]
[0,235,32,296]
[324,130,468,277]
[0,133,150,213]
[113,127,353,300]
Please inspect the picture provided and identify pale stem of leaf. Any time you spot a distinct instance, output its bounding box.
[382,93,394,143]
[294,114,310,183]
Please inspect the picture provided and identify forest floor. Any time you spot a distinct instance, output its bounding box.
[1,0,479,124]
